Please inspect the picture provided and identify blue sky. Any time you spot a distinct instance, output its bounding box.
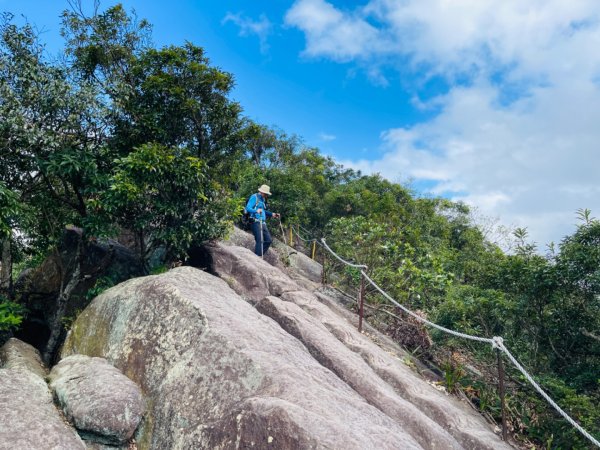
[6,0,600,250]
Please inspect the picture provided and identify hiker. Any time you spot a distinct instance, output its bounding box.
[245,185,280,256]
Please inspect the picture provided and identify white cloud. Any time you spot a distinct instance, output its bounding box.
[319,132,337,142]
[341,79,600,247]
[287,0,600,248]
[223,12,273,54]
[285,0,389,62]
[286,0,600,79]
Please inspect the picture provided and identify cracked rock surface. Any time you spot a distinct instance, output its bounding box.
[49,354,144,445]
[62,242,512,449]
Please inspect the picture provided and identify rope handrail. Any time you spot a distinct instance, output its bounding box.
[360,270,494,344]
[309,229,600,448]
[298,224,318,240]
[320,238,368,269]
[293,225,317,244]
[498,341,600,448]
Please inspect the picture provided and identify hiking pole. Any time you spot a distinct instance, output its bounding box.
[260,219,264,259]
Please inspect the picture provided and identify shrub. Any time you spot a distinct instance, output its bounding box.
[0,298,26,332]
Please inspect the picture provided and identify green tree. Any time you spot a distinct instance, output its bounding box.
[62,4,245,179]
[0,15,109,286]
[550,216,600,388]
[100,143,236,269]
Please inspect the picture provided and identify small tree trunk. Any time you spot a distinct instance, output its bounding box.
[0,235,12,298]
[138,230,149,275]
[42,237,84,365]
[42,264,82,365]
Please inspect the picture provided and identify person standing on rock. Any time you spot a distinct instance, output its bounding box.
[245,185,280,257]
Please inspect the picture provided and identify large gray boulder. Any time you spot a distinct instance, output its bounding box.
[221,226,322,291]
[222,225,283,268]
[207,242,300,302]
[272,239,323,284]
[0,368,85,450]
[49,354,144,445]
[314,287,441,381]
[262,293,507,449]
[256,295,462,450]
[205,243,511,450]
[62,267,429,449]
[0,337,48,380]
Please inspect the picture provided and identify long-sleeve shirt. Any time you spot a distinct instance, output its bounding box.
[245,193,273,222]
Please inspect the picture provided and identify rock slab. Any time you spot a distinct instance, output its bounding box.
[0,337,48,379]
[207,242,512,450]
[62,266,427,450]
[0,368,85,450]
[49,354,144,445]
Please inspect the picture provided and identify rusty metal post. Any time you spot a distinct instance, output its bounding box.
[289,227,293,248]
[321,251,327,285]
[358,271,366,333]
[497,348,508,441]
[311,239,317,260]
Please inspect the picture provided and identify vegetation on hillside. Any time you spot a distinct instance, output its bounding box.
[0,4,598,448]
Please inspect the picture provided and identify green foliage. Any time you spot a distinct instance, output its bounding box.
[61,3,151,82]
[0,298,26,331]
[433,285,511,337]
[114,43,244,171]
[509,376,600,449]
[150,265,168,275]
[551,218,600,389]
[239,121,278,166]
[100,143,235,264]
[2,7,243,269]
[85,276,117,301]
[236,140,347,228]
[325,212,453,308]
[323,174,412,223]
[441,359,465,394]
[0,181,19,238]
[0,15,107,252]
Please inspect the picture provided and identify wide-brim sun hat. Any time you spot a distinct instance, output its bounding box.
[258,184,272,195]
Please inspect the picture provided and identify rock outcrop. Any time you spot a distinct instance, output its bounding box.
[208,241,511,450]
[49,354,145,445]
[221,225,283,269]
[62,235,511,450]
[0,338,142,449]
[0,337,48,380]
[63,267,431,449]
[221,226,322,289]
[209,241,299,303]
[0,368,86,450]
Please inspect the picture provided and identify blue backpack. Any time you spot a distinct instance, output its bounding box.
[240,193,267,231]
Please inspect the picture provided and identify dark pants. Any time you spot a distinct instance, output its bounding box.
[251,221,272,256]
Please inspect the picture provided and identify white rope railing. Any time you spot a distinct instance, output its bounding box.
[293,225,317,244]
[321,238,368,269]
[497,341,600,448]
[360,270,494,345]
[298,224,318,241]
[313,234,600,448]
